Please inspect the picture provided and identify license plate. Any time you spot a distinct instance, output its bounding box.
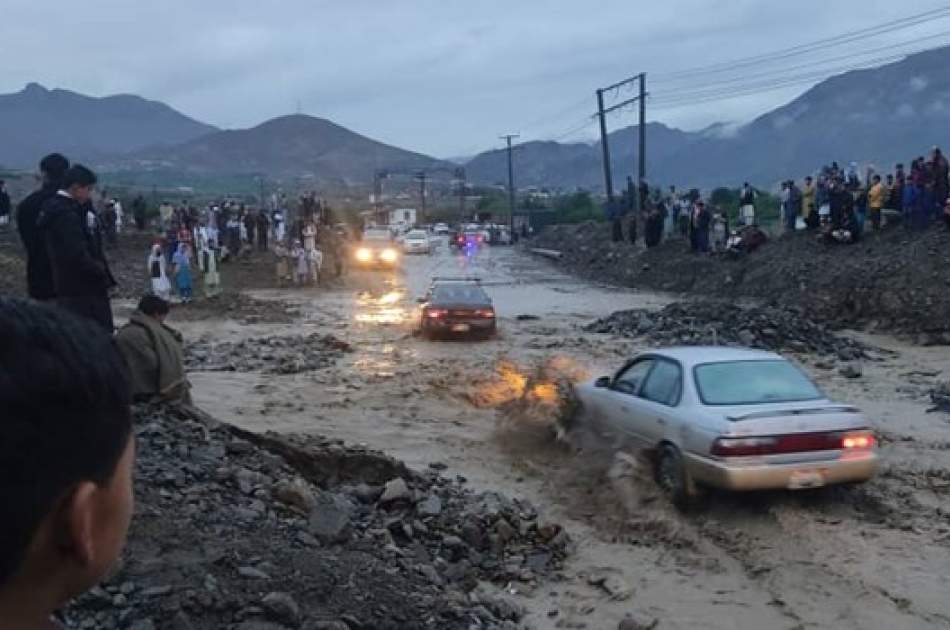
[451,324,470,332]
[787,470,825,490]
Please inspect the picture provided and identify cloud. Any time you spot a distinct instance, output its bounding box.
[0,0,948,156]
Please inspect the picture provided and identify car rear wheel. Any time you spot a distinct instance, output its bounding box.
[656,444,705,511]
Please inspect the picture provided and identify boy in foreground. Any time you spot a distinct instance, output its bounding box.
[0,297,134,629]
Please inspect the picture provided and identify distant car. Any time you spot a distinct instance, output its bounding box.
[355,229,399,269]
[418,278,497,339]
[575,347,878,509]
[434,223,451,235]
[452,230,487,249]
[403,229,431,255]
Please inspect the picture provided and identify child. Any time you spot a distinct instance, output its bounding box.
[171,243,193,303]
[308,246,323,286]
[0,297,134,629]
[147,243,171,300]
[274,242,290,288]
[291,240,309,286]
[198,237,221,299]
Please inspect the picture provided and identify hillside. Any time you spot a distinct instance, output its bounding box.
[0,83,217,168]
[116,114,453,185]
[466,45,950,190]
[465,123,695,191]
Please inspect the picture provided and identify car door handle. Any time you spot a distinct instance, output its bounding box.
[656,418,667,425]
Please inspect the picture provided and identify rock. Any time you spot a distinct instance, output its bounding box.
[483,595,524,621]
[618,612,659,629]
[308,499,352,544]
[352,483,382,504]
[379,477,411,505]
[417,495,443,517]
[839,363,863,379]
[261,592,300,626]
[227,439,255,455]
[128,620,156,630]
[495,518,516,543]
[302,622,349,630]
[238,566,271,580]
[418,564,443,585]
[273,479,316,512]
[589,573,634,600]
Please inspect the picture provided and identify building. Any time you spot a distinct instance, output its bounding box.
[388,208,417,227]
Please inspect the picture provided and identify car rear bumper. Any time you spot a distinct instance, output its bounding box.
[684,450,878,491]
[424,318,496,332]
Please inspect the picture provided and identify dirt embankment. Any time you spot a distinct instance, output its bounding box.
[63,403,571,629]
[532,222,950,342]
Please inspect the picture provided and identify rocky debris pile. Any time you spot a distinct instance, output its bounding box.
[185,334,352,374]
[585,300,873,358]
[171,291,300,324]
[534,221,950,342]
[64,403,570,629]
[930,382,950,413]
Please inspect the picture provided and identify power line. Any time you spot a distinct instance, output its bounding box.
[652,5,950,82]
[653,29,950,96]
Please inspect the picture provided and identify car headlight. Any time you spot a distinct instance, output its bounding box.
[380,248,398,262]
[355,248,372,262]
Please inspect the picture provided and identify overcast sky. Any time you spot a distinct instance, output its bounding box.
[3,0,950,157]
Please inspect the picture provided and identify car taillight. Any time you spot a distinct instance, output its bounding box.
[426,309,448,318]
[712,430,875,458]
[710,437,779,457]
[842,431,875,449]
[474,308,495,318]
[477,235,484,243]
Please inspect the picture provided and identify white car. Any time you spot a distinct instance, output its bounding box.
[403,229,431,255]
[575,347,878,508]
[434,223,451,235]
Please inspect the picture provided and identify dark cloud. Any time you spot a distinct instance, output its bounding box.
[1,0,948,156]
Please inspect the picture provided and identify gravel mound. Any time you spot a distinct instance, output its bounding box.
[171,291,300,324]
[185,334,352,374]
[585,300,872,358]
[534,222,950,342]
[63,403,570,629]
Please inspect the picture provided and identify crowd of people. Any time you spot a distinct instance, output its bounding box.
[625,145,950,256]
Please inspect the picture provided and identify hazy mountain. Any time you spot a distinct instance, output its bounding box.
[0,83,217,169]
[467,45,950,190]
[465,123,697,190]
[118,114,452,185]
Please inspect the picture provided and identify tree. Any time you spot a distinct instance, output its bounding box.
[554,192,601,223]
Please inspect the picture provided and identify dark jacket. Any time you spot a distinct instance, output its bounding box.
[0,189,10,216]
[16,184,59,299]
[37,193,116,298]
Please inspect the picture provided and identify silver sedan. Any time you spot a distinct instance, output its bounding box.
[575,347,878,508]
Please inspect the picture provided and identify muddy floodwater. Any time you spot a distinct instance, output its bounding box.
[176,238,950,629]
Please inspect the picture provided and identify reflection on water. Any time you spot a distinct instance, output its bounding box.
[355,289,409,324]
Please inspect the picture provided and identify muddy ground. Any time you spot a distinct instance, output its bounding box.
[4,228,950,628]
[533,221,950,342]
[172,240,950,629]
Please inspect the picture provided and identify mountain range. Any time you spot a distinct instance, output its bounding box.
[468,46,950,190]
[4,45,950,189]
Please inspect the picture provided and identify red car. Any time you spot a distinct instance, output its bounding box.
[418,278,497,339]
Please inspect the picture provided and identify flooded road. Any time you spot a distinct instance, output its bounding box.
[181,239,950,629]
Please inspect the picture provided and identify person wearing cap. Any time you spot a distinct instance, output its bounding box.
[16,153,70,300]
[0,180,10,230]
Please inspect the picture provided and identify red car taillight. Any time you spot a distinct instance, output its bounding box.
[711,430,875,458]
[473,308,495,318]
[426,308,448,318]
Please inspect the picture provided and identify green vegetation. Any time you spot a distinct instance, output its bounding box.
[709,186,780,225]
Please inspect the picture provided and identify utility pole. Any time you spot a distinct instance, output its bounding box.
[415,171,427,224]
[638,73,647,217]
[258,176,265,208]
[373,170,386,225]
[455,167,467,222]
[596,89,614,202]
[500,134,519,235]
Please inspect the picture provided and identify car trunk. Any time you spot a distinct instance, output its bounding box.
[718,402,868,437]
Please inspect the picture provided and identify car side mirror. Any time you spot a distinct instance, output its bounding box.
[595,376,611,388]
[416,297,427,304]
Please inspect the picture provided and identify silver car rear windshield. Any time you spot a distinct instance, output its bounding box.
[694,360,822,406]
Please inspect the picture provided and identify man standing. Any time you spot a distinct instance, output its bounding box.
[256,209,270,251]
[802,176,817,229]
[867,175,886,230]
[739,182,756,226]
[37,165,116,332]
[16,153,70,300]
[0,180,10,230]
[131,194,147,230]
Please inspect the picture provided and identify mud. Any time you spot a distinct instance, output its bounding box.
[533,221,950,342]
[41,235,950,628]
